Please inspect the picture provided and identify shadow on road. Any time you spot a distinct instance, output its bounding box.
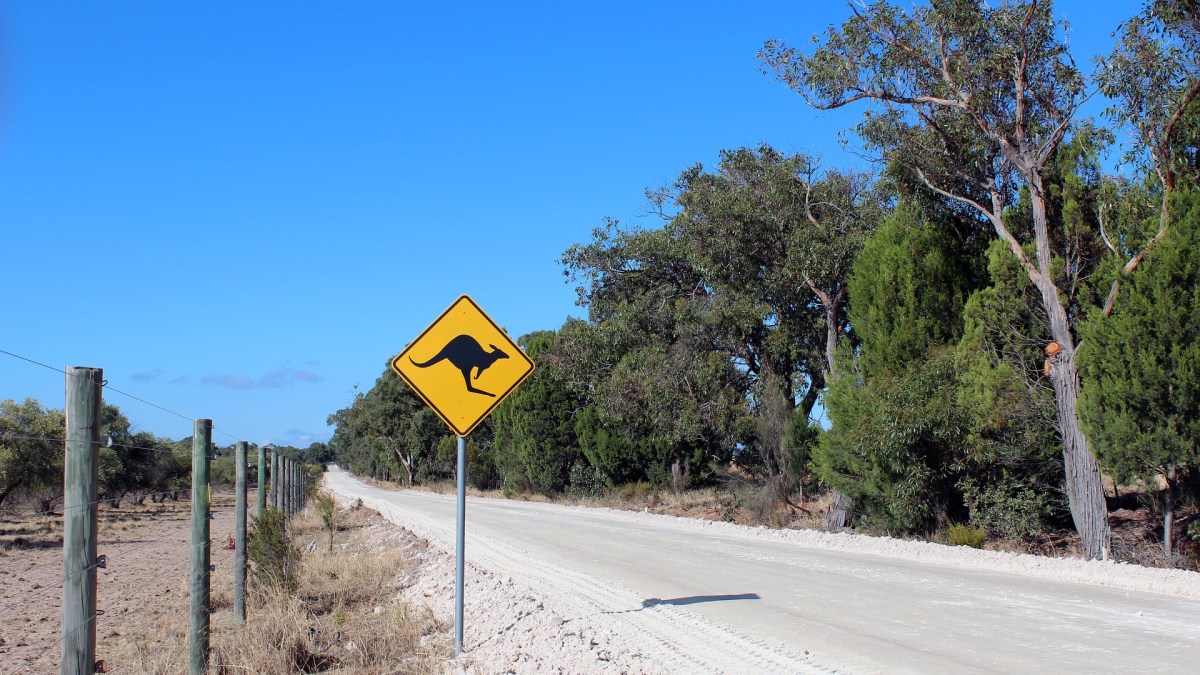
[642,593,761,608]
[602,593,761,615]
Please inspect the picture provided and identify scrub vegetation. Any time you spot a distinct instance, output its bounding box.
[327,0,1200,569]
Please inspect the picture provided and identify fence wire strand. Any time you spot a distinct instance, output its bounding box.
[12,605,102,674]
[2,344,261,672]
[0,346,252,442]
[0,557,105,617]
[5,500,236,672]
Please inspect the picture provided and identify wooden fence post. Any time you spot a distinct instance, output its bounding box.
[287,460,294,516]
[189,419,212,675]
[294,462,302,513]
[61,366,102,675]
[256,444,266,519]
[271,450,280,511]
[234,441,247,623]
[280,459,289,517]
[291,460,298,515]
[274,451,283,509]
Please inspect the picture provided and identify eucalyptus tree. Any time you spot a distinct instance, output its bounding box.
[562,146,882,503]
[0,398,65,509]
[326,365,446,484]
[670,146,882,515]
[560,223,751,487]
[1096,0,1200,313]
[761,0,1112,558]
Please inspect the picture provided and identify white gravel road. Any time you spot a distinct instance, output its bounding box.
[325,469,1200,674]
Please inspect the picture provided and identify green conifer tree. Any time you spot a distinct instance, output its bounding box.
[1079,189,1200,557]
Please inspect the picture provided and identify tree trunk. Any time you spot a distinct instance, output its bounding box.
[0,480,21,508]
[1042,286,1111,560]
[392,448,416,486]
[824,490,853,531]
[1027,175,1111,561]
[1164,463,1177,560]
[816,288,853,530]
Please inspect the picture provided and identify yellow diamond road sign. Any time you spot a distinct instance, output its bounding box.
[390,295,534,437]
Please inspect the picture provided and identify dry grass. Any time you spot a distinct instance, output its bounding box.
[109,497,448,674]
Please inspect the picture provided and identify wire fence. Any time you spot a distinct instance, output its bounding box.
[2,499,242,674]
[0,347,247,442]
[1,347,307,674]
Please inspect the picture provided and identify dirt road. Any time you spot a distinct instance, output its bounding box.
[325,469,1200,673]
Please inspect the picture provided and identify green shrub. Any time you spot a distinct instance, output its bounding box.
[567,463,604,499]
[209,455,237,487]
[948,523,987,548]
[959,478,1055,540]
[315,493,337,553]
[248,508,299,594]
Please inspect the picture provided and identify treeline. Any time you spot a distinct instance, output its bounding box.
[0,397,332,512]
[328,0,1199,560]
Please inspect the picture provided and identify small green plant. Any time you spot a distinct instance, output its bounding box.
[948,523,987,549]
[315,493,337,553]
[567,463,604,499]
[719,494,737,522]
[248,508,299,594]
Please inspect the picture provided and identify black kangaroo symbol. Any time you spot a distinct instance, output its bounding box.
[410,334,509,397]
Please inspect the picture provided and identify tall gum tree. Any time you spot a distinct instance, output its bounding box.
[1096,0,1200,313]
[667,147,882,516]
[761,0,1112,557]
[561,146,881,505]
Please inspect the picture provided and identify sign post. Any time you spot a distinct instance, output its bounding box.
[390,295,534,657]
[455,435,467,655]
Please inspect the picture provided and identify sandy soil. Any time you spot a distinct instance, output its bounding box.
[343,507,824,674]
[0,492,238,674]
[330,480,830,674]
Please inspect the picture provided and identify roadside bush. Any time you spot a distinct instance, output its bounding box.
[960,478,1054,540]
[948,523,987,548]
[248,508,299,594]
[315,493,336,553]
[567,462,604,499]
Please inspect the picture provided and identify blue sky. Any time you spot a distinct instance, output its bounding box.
[0,1,1130,447]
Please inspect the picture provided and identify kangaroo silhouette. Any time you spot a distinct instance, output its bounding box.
[410,334,509,397]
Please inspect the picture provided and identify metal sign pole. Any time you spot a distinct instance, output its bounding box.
[455,434,467,656]
[388,295,534,659]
